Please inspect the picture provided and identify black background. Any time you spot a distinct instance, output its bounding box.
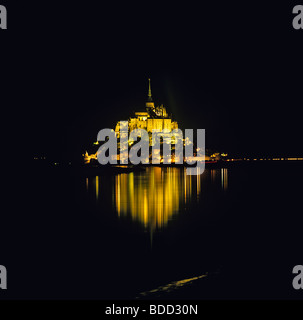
[0,0,303,304]
[1,1,303,162]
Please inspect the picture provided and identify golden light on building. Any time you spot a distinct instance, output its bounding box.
[83,79,228,164]
[84,79,181,164]
[115,79,179,148]
[83,151,97,164]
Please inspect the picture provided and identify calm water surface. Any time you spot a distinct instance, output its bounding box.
[83,166,229,297]
[3,163,302,299]
[86,167,228,241]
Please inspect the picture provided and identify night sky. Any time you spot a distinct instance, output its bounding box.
[2,1,302,162]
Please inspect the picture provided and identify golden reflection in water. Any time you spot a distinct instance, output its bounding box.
[89,167,229,238]
[95,176,99,200]
[210,169,217,184]
[211,168,228,191]
[221,168,228,191]
[113,167,205,235]
[138,273,207,298]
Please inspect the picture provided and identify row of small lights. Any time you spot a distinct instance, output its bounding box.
[34,157,303,166]
[225,158,303,161]
[33,157,72,166]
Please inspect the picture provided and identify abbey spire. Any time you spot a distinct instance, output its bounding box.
[146,78,155,110]
[147,78,152,102]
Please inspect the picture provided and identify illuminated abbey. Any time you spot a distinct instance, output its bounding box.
[83,79,224,164]
[84,79,181,164]
[122,78,178,135]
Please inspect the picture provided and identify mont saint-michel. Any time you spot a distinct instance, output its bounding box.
[84,79,222,165]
